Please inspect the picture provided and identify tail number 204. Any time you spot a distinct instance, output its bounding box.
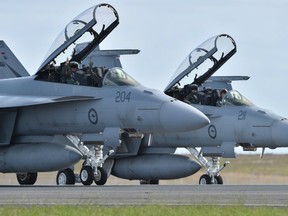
[115,91,131,103]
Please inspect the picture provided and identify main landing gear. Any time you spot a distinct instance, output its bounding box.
[56,166,108,186]
[186,147,230,185]
[56,135,114,186]
[16,172,38,185]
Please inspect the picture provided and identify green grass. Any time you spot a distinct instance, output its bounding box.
[0,205,288,216]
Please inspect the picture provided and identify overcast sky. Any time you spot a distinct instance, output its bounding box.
[1,1,288,154]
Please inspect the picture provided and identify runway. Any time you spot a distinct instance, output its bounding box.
[0,185,288,206]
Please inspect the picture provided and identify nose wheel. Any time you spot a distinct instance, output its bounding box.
[80,166,94,185]
[94,167,107,185]
[199,174,223,185]
[186,147,229,185]
[59,135,115,186]
[79,166,108,186]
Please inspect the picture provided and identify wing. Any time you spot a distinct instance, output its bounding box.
[0,95,99,109]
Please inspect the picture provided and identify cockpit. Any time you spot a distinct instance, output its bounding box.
[102,67,140,86]
[164,34,254,107]
[222,90,253,106]
[33,4,141,87]
[35,63,140,87]
[167,85,253,107]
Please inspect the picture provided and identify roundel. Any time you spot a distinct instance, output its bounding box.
[208,125,217,139]
[88,108,98,125]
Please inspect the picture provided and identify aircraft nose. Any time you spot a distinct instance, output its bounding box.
[271,119,288,147]
[159,100,210,132]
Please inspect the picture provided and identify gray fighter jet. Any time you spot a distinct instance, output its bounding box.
[0,4,210,185]
[152,34,288,184]
[94,34,288,185]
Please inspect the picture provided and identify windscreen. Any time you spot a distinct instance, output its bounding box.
[222,90,254,106]
[102,67,140,86]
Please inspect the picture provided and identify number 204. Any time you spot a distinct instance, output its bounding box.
[115,91,131,102]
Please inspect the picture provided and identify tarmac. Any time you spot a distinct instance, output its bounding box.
[0,185,288,206]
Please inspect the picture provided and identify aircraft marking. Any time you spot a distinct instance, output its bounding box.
[208,125,217,139]
[115,91,131,102]
[88,108,98,125]
[238,110,247,120]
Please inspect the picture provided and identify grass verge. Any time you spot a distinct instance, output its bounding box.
[1,205,288,216]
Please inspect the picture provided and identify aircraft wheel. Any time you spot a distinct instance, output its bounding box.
[16,172,38,185]
[139,180,148,185]
[56,168,75,185]
[80,166,94,185]
[199,174,212,185]
[149,180,159,185]
[214,175,223,184]
[140,179,159,185]
[94,167,107,185]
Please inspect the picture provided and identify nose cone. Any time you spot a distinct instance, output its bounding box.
[271,119,288,147]
[159,100,210,132]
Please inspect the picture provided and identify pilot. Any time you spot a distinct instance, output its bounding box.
[62,61,77,84]
[216,88,228,106]
[203,87,213,105]
[184,84,199,104]
[68,61,86,85]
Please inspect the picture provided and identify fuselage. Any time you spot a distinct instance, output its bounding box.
[0,76,209,137]
[151,103,288,149]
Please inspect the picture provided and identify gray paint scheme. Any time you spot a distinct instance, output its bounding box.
[0,4,209,184]
[150,34,288,184]
[97,34,288,184]
[0,41,30,78]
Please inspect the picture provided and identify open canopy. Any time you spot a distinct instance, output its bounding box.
[36,3,119,74]
[164,34,236,94]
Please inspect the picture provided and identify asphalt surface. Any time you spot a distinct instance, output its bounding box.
[0,185,288,206]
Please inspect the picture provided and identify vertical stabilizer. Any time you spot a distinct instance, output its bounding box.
[0,40,30,78]
[75,43,140,69]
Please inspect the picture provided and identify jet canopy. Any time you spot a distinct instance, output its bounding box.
[164,34,236,94]
[36,3,119,74]
[102,67,140,86]
[222,90,253,106]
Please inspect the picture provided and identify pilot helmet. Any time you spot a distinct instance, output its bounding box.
[70,61,79,69]
[204,87,212,93]
[220,89,228,95]
[190,84,198,91]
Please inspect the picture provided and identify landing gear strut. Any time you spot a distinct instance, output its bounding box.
[187,147,229,185]
[56,135,113,186]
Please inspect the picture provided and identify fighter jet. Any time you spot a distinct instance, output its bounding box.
[151,34,288,184]
[0,3,210,185]
[93,34,288,185]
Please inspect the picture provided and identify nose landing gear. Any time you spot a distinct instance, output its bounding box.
[186,147,230,185]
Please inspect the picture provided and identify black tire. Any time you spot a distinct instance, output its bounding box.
[139,179,159,185]
[139,180,148,185]
[94,167,107,186]
[199,174,212,185]
[56,168,75,185]
[16,172,38,185]
[80,166,94,185]
[149,180,159,185]
[214,175,223,184]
